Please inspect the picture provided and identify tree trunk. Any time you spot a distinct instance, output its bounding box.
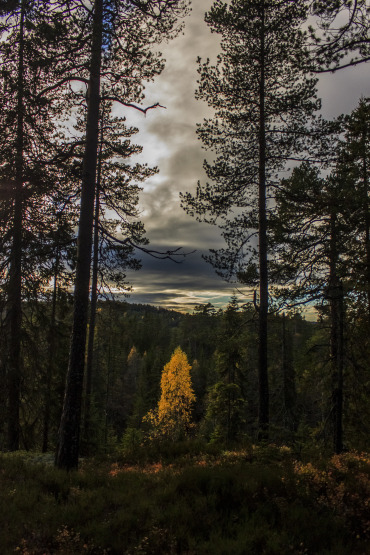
[361,126,370,321]
[7,0,25,451]
[336,285,344,453]
[330,280,344,454]
[257,0,269,439]
[82,140,102,452]
[329,207,344,454]
[282,313,297,432]
[55,0,103,470]
[42,251,59,453]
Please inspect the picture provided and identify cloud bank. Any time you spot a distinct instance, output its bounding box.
[115,0,369,314]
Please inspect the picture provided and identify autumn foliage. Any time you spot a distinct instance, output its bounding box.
[144,347,195,440]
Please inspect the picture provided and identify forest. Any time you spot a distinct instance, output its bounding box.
[0,0,370,553]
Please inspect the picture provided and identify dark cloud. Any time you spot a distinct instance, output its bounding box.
[126,249,251,312]
[118,0,369,314]
[165,143,205,180]
[319,66,370,119]
[144,215,221,249]
[146,121,197,148]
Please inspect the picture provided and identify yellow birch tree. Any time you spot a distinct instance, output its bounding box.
[144,347,195,440]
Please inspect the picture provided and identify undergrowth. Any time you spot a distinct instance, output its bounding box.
[0,445,369,554]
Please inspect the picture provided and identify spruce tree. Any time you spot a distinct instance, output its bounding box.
[205,298,248,442]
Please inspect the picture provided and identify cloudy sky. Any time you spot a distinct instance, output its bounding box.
[117,0,369,313]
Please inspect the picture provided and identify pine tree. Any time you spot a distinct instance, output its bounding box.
[271,163,352,452]
[338,99,370,320]
[310,0,370,72]
[55,0,190,470]
[181,0,322,438]
[144,347,195,440]
[0,0,76,450]
[82,97,155,451]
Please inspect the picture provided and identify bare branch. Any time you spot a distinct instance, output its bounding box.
[100,226,193,262]
[103,96,166,115]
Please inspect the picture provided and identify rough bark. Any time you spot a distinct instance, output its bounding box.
[42,252,59,453]
[329,208,344,454]
[257,0,269,439]
[82,156,101,452]
[7,0,25,451]
[55,0,103,470]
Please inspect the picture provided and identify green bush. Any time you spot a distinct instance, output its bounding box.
[0,448,368,554]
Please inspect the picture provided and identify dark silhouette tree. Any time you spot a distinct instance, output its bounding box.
[55,0,190,470]
[181,0,322,439]
[310,0,370,72]
[82,98,155,451]
[338,99,370,320]
[0,0,74,450]
[271,163,353,452]
[205,298,248,442]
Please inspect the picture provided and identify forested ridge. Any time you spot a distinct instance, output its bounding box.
[0,0,370,552]
[2,298,367,454]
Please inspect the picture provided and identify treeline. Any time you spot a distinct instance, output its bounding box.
[2,299,368,456]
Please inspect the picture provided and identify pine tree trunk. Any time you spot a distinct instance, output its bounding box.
[55,0,103,470]
[337,286,344,453]
[330,283,344,454]
[83,165,101,452]
[42,252,59,453]
[329,208,343,454]
[362,128,370,321]
[7,0,25,451]
[282,313,297,432]
[257,0,269,439]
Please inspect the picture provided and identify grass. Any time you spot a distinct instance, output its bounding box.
[0,445,369,554]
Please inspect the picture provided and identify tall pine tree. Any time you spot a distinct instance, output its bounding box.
[0,0,74,450]
[271,163,352,452]
[55,0,190,470]
[181,0,322,438]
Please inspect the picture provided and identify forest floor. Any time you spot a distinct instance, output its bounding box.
[0,443,369,554]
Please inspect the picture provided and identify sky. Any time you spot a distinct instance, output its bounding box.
[116,0,370,314]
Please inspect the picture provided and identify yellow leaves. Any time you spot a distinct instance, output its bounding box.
[144,347,196,440]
